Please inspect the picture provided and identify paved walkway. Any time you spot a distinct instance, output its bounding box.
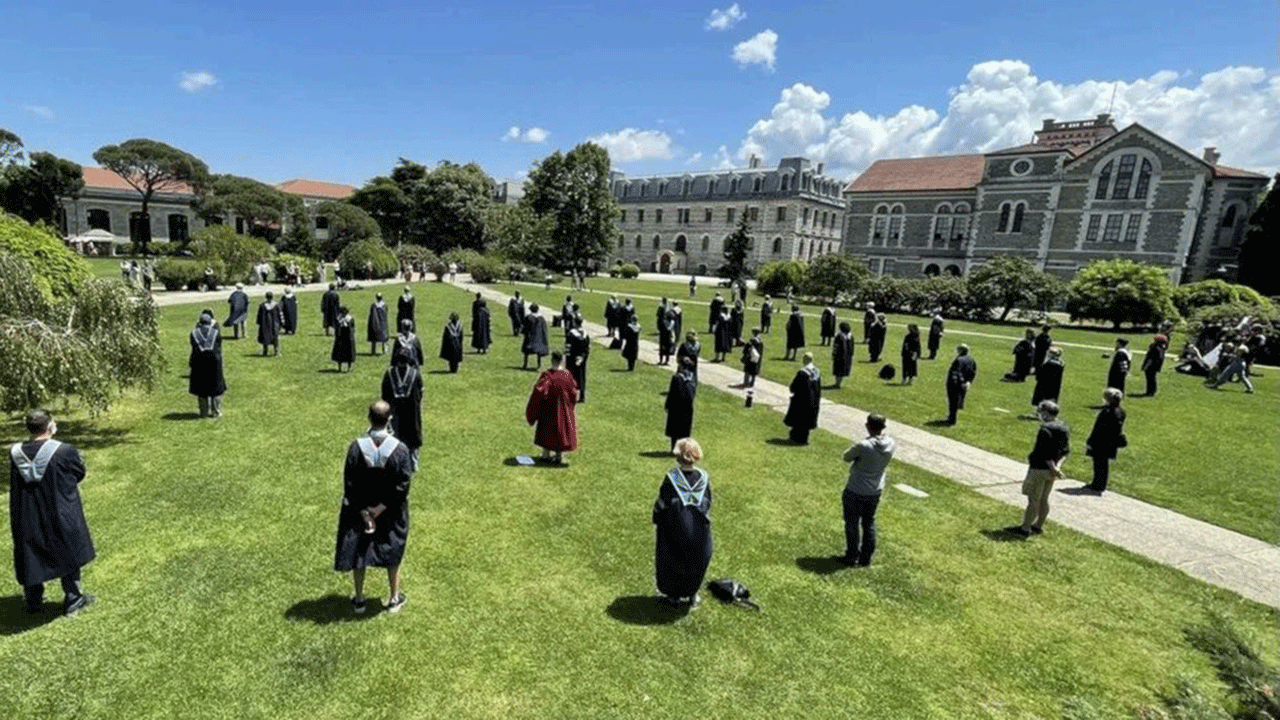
[462,279,1280,609]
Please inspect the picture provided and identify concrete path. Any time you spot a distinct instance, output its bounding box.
[462,279,1280,610]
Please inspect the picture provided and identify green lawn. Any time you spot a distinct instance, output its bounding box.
[1,281,1275,719]
[84,256,131,280]
[503,277,1280,543]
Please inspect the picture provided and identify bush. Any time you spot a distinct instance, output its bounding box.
[466,255,508,283]
[147,241,180,256]
[155,257,226,291]
[802,254,870,303]
[396,244,437,271]
[443,248,482,270]
[1172,280,1272,318]
[859,275,911,313]
[1182,611,1280,719]
[618,263,640,279]
[314,201,381,259]
[1066,258,1177,329]
[188,225,271,284]
[337,239,398,280]
[272,253,321,284]
[755,260,806,297]
[0,213,91,298]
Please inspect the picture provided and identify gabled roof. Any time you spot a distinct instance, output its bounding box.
[1214,164,1268,180]
[987,143,1071,156]
[277,179,356,199]
[81,166,195,195]
[845,154,985,193]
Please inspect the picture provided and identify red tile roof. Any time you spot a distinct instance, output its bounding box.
[81,166,195,195]
[1214,164,1268,180]
[988,143,1068,156]
[845,154,985,193]
[277,179,355,199]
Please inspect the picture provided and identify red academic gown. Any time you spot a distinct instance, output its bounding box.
[525,368,579,452]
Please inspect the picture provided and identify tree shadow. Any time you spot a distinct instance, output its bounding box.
[923,419,955,427]
[283,594,379,625]
[765,437,799,446]
[160,412,202,421]
[795,555,850,575]
[979,527,1028,543]
[317,368,342,373]
[605,595,688,626]
[502,456,569,469]
[49,420,134,450]
[0,595,60,635]
[638,450,674,458]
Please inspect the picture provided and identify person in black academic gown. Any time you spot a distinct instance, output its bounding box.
[224,284,249,339]
[331,306,356,372]
[281,288,299,335]
[256,291,284,356]
[820,306,837,346]
[1033,325,1053,371]
[664,359,698,450]
[368,294,390,355]
[1031,346,1064,410]
[671,302,684,340]
[1084,388,1126,493]
[785,305,805,361]
[784,353,822,444]
[605,295,621,339]
[439,312,464,373]
[657,309,676,365]
[652,438,712,608]
[677,331,701,384]
[729,300,745,347]
[900,323,921,385]
[522,303,550,369]
[741,328,764,387]
[621,314,641,371]
[862,303,877,345]
[508,291,526,336]
[867,313,887,363]
[760,295,773,334]
[1107,338,1132,394]
[832,321,854,388]
[334,401,414,614]
[1141,334,1168,396]
[9,409,96,616]
[565,316,591,402]
[321,283,341,336]
[656,299,669,337]
[396,286,415,332]
[391,319,425,367]
[712,308,732,362]
[382,349,424,470]
[708,293,724,333]
[1005,329,1036,381]
[945,344,978,424]
[471,299,492,354]
[189,311,226,417]
[928,311,944,359]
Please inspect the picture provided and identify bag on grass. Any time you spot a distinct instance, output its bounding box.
[707,578,760,610]
[878,364,896,381]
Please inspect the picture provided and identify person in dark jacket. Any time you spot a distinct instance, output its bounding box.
[712,307,732,362]
[1004,328,1035,381]
[1030,346,1064,410]
[396,287,415,333]
[331,306,356,372]
[565,316,591,402]
[927,310,944,359]
[9,409,96,616]
[760,295,774,334]
[664,359,698,449]
[862,303,876,344]
[729,300,745,347]
[741,328,763,387]
[784,305,805,360]
[391,319,424,368]
[439,312,464,373]
[1033,325,1053,371]
[621,314,641,371]
[832,321,854,388]
[508,291,526,336]
[1013,400,1070,536]
[604,295,621,339]
[1085,388,1126,493]
[677,331,701,385]
[1107,338,1132,394]
[945,344,977,424]
[867,313,888,363]
[1141,334,1168,396]
[280,288,299,335]
[521,303,549,369]
[657,309,677,365]
[471,299,492,354]
[189,311,226,418]
[256,291,284,356]
[784,353,822,445]
[225,284,249,339]
[381,349,423,470]
[708,293,724,333]
[900,323,921,385]
[653,438,712,608]
[321,283,341,336]
[334,401,414,615]
[820,306,837,346]
[368,294,390,356]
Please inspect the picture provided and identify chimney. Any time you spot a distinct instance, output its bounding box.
[816,162,825,175]
[749,154,760,169]
[1041,118,1056,130]
[1096,113,1112,125]
[1202,147,1220,165]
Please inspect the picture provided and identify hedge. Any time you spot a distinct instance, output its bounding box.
[618,263,640,279]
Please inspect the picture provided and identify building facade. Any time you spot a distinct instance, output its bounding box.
[610,156,846,274]
[842,115,1268,283]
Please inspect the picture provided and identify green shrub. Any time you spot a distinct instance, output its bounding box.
[755,260,805,297]
[466,255,508,283]
[618,263,640,279]
[1183,611,1280,719]
[443,248,482,270]
[188,225,271,284]
[272,253,321,284]
[396,244,437,270]
[1066,258,1177,328]
[0,213,91,298]
[154,258,207,291]
[337,240,398,280]
[1172,280,1272,318]
[147,241,179,256]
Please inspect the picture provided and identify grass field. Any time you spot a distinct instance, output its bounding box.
[1,281,1276,719]
[499,276,1280,543]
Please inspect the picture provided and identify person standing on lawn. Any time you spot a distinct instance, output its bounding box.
[927,310,944,360]
[1033,325,1053,371]
[652,438,712,609]
[1084,388,1126,493]
[331,306,357,372]
[900,323,921,385]
[471,298,492,354]
[784,352,822,445]
[840,412,895,567]
[525,351,579,464]
[381,348,423,471]
[189,311,226,418]
[334,401,413,615]
[367,293,390,356]
[391,319,424,368]
[708,292,724,333]
[256,291,284,357]
[396,286,415,334]
[741,328,764,388]
[820,306,837,347]
[1141,334,1168,396]
[621,313,641,371]
[1013,400,1070,537]
[866,313,888,363]
[760,294,774,334]
[1107,338,1132,394]
[224,283,249,339]
[1004,328,1036,382]
[10,408,96,617]
[862,302,876,345]
[1031,346,1065,410]
[521,303,550,370]
[712,306,732,362]
[664,358,698,450]
[657,308,677,366]
[785,304,805,361]
[439,312,464,373]
[321,283,341,336]
[688,274,697,297]
[507,291,525,336]
[604,295,621,340]
[944,344,977,425]
[280,288,299,335]
[565,316,591,402]
[677,331,701,385]
[832,321,854,389]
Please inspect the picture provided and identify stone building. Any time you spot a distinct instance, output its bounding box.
[842,114,1269,283]
[610,156,846,274]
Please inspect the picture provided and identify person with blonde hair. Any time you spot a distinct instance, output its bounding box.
[653,438,712,608]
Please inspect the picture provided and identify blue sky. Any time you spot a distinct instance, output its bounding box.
[2,0,1277,187]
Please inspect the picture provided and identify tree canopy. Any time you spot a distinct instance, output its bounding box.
[485,203,555,266]
[1237,174,1279,295]
[409,162,494,252]
[0,150,84,227]
[522,143,619,270]
[0,128,22,166]
[802,253,870,302]
[0,213,91,297]
[93,138,209,252]
[313,201,381,259]
[193,174,288,239]
[349,177,411,245]
[967,256,1049,321]
[1065,258,1177,328]
[721,213,752,282]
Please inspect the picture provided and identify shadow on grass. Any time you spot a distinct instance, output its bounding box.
[979,527,1028,543]
[764,438,799,446]
[502,457,570,469]
[638,450,674,458]
[50,420,134,450]
[795,555,850,575]
[506,366,539,373]
[605,595,688,625]
[317,368,342,374]
[1058,486,1102,497]
[0,596,59,635]
[426,369,455,375]
[608,368,636,373]
[160,412,202,421]
[284,594,378,625]
[923,419,955,427]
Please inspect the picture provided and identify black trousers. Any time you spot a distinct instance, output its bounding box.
[1144,369,1158,396]
[946,383,967,422]
[1089,455,1110,491]
[789,426,811,445]
[25,567,83,612]
[842,490,881,564]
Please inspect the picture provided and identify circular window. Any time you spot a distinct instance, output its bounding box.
[1011,158,1033,176]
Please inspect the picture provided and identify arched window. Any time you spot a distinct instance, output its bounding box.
[622,184,630,198]
[708,179,717,196]
[933,204,952,242]
[872,205,888,243]
[1111,154,1136,198]
[924,263,941,277]
[701,235,710,252]
[753,176,762,192]
[772,237,782,254]
[675,235,687,252]
[1134,159,1153,199]
[730,177,740,194]
[87,209,111,233]
[682,179,692,195]
[780,175,790,191]
[1094,160,1113,200]
[1095,151,1160,200]
[640,184,648,197]
[659,182,668,195]
[945,264,962,277]
[634,234,642,249]
[888,204,904,242]
[617,234,625,248]
[1011,202,1026,233]
[652,235,661,249]
[952,204,970,240]
[1221,205,1238,228]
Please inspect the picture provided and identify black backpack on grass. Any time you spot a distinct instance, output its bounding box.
[707,578,760,610]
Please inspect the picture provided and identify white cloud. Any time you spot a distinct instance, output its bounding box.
[706,3,746,31]
[179,71,217,93]
[587,128,676,163]
[731,60,1280,178]
[732,29,777,71]
[502,126,550,143]
[712,145,736,170]
[684,152,704,166]
[23,105,55,120]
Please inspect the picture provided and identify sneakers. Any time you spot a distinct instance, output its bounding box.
[64,594,96,617]
[352,597,367,615]
[386,593,407,614]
